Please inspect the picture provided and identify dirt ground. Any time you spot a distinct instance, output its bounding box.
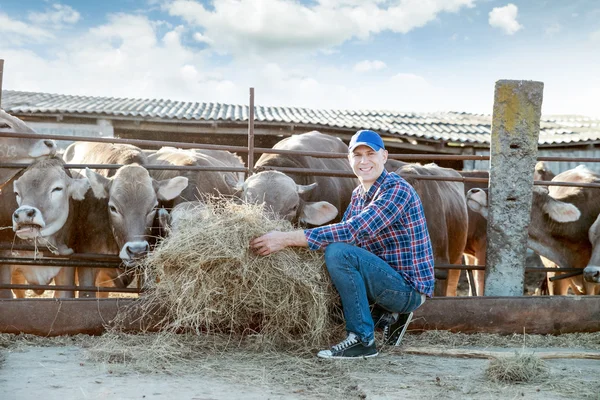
[1,331,598,400]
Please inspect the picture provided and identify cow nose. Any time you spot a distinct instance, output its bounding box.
[13,208,36,220]
[471,188,482,194]
[584,268,600,281]
[125,242,150,258]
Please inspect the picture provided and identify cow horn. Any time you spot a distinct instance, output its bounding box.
[296,182,317,194]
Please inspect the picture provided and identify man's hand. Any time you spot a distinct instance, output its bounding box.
[250,230,308,256]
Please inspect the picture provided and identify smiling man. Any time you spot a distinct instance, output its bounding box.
[250,129,434,359]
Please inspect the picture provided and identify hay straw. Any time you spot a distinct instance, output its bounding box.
[109,199,343,351]
[485,352,549,383]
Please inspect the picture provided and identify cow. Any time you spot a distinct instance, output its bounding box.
[0,110,57,189]
[582,214,600,288]
[396,163,469,297]
[458,161,556,296]
[229,131,358,226]
[63,142,188,297]
[0,157,89,298]
[148,147,243,207]
[466,165,600,295]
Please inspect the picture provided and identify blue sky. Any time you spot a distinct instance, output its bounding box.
[0,0,599,116]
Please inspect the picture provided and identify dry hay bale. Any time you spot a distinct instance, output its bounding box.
[485,351,549,383]
[116,200,342,350]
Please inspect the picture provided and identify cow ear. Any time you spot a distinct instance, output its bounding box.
[296,182,317,194]
[155,176,188,201]
[68,177,90,201]
[299,201,338,226]
[543,198,581,223]
[85,168,111,199]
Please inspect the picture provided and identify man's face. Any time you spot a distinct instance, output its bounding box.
[348,145,388,188]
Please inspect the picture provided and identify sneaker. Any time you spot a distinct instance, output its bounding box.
[383,312,413,346]
[317,333,378,359]
[373,311,396,331]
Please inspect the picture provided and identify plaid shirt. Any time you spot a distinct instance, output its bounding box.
[304,169,435,297]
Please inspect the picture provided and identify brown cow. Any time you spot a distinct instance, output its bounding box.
[0,157,89,298]
[458,161,556,296]
[230,131,358,226]
[148,147,243,207]
[63,142,188,297]
[0,110,57,189]
[467,165,600,295]
[582,213,600,290]
[396,163,468,297]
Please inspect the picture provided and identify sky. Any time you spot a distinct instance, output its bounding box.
[0,0,599,117]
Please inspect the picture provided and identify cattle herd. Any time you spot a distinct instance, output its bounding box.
[0,110,599,299]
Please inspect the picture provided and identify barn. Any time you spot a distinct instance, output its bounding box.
[2,89,599,173]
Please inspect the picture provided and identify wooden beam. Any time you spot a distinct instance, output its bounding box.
[0,296,598,337]
[411,296,600,334]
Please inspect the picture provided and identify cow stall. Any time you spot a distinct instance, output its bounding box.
[1,84,600,336]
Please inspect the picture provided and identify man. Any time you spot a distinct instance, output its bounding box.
[250,130,434,359]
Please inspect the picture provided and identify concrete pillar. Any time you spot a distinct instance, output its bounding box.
[484,80,543,296]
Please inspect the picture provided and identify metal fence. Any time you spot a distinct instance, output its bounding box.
[2,125,600,298]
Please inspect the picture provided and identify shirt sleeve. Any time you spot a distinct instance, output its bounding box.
[304,182,412,250]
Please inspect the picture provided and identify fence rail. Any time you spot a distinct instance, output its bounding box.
[1,125,598,297]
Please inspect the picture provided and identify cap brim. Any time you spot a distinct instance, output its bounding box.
[349,142,382,152]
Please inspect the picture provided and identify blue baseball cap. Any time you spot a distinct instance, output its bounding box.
[349,130,385,152]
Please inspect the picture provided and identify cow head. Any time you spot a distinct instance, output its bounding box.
[465,188,489,220]
[466,186,583,268]
[0,110,57,188]
[228,170,338,226]
[86,165,188,266]
[584,215,600,285]
[12,158,90,255]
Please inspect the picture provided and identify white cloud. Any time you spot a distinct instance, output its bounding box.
[353,60,387,73]
[488,4,522,35]
[0,13,55,44]
[28,3,81,28]
[2,6,599,119]
[193,32,214,45]
[166,0,475,58]
[591,29,600,42]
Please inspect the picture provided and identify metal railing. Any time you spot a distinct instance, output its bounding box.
[2,124,600,296]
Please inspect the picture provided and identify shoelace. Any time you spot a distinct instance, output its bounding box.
[332,333,359,351]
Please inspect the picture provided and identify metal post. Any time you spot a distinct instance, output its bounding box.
[484,80,543,296]
[247,87,255,177]
[0,59,4,108]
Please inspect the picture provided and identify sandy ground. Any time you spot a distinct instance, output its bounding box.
[1,333,598,400]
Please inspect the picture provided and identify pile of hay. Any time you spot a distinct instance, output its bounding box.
[485,352,549,383]
[116,200,342,350]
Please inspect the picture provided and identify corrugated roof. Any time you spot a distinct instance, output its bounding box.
[2,90,599,146]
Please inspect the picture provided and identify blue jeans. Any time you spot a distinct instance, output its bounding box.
[324,242,424,343]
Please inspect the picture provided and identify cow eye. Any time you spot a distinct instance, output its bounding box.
[14,191,19,198]
[109,205,118,214]
[52,187,63,193]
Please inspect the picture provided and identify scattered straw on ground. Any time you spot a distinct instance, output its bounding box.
[485,352,549,383]
[109,199,343,352]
